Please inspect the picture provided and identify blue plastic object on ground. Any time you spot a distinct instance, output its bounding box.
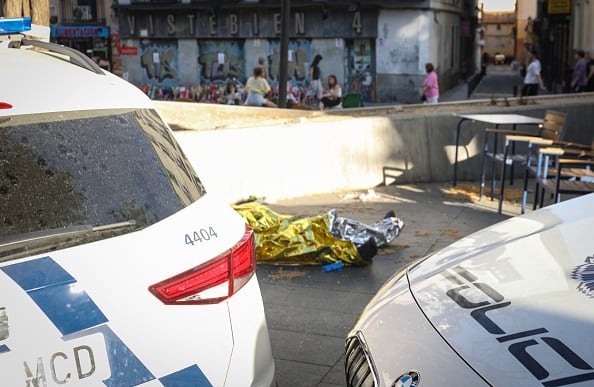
[322,262,344,272]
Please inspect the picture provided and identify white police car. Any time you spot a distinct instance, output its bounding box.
[346,193,594,386]
[0,18,275,386]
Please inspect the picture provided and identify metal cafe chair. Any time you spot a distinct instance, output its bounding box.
[489,110,569,214]
[533,144,594,209]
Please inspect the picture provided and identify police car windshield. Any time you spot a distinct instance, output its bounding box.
[0,108,205,259]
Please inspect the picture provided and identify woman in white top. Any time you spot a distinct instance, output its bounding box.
[319,75,342,110]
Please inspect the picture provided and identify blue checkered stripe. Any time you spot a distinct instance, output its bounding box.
[1,256,212,387]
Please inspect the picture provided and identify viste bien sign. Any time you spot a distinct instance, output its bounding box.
[118,9,375,39]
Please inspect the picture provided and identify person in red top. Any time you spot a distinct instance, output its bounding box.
[422,62,439,104]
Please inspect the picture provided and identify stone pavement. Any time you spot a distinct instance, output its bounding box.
[439,64,553,103]
[254,65,567,386]
[164,62,591,385]
[257,180,536,387]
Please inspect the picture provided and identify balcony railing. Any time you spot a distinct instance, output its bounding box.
[59,17,107,25]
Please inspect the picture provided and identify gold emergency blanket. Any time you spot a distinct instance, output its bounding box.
[232,202,368,266]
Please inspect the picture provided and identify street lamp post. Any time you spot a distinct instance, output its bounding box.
[278,0,290,108]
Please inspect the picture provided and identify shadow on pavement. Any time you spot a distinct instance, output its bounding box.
[257,180,523,387]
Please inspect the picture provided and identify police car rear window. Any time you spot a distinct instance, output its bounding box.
[0,108,205,253]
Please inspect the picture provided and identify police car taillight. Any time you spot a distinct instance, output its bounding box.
[149,225,256,304]
[0,17,32,34]
[0,102,12,109]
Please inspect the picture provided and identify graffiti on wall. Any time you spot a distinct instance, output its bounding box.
[198,40,244,85]
[389,37,419,74]
[266,39,312,87]
[141,40,179,86]
[348,39,376,102]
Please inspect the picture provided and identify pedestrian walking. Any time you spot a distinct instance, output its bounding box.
[521,50,546,96]
[481,52,489,76]
[308,54,323,102]
[585,50,594,92]
[571,49,588,93]
[421,62,439,104]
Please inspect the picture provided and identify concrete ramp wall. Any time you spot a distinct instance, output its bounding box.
[158,95,594,204]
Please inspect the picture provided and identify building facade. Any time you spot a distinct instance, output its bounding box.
[47,0,116,71]
[515,0,537,63]
[22,0,477,104]
[115,0,478,103]
[570,0,594,57]
[482,10,515,61]
[534,0,572,92]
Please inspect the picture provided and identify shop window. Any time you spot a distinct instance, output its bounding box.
[73,5,92,20]
[67,0,98,22]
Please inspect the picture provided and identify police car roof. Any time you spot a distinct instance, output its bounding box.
[0,45,152,117]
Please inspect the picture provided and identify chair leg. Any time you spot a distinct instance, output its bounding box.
[490,133,499,201]
[521,152,532,214]
[533,181,539,210]
[521,172,528,214]
[490,157,496,201]
[498,144,510,214]
[480,135,488,201]
[510,137,516,185]
[499,166,507,214]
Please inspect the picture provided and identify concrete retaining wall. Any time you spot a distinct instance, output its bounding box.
[159,95,594,204]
